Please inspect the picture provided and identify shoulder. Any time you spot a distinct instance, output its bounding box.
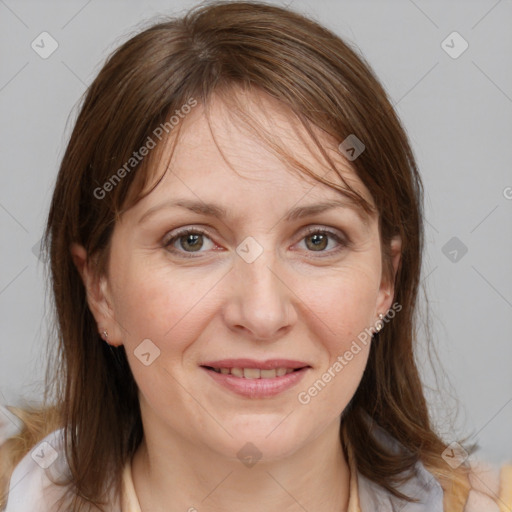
[0,404,25,510]
[461,459,512,512]
[352,417,512,512]
[1,405,71,512]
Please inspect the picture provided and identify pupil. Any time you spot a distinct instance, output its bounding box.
[307,233,327,251]
[183,234,202,251]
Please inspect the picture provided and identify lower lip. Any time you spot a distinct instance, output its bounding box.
[201,366,310,398]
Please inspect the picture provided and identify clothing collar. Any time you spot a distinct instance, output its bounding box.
[345,412,444,512]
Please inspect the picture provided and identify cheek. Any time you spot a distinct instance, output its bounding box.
[291,263,379,409]
[110,262,215,400]
[295,275,374,417]
[109,256,220,348]
[297,262,381,341]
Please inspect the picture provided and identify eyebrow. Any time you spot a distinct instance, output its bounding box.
[137,196,371,226]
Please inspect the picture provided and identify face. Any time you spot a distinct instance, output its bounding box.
[74,91,400,462]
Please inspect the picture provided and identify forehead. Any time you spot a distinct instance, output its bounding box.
[134,90,375,223]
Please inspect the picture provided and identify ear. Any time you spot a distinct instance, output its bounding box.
[375,235,402,318]
[70,243,123,346]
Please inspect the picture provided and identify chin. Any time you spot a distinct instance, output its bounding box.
[209,422,307,461]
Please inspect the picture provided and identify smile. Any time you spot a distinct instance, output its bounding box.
[203,366,300,379]
[200,365,310,398]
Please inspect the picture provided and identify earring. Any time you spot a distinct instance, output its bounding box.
[375,313,384,332]
[101,329,109,341]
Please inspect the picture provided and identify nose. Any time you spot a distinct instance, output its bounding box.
[222,244,297,341]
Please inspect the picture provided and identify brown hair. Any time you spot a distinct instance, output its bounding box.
[1,1,475,510]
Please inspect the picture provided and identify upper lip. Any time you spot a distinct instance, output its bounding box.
[200,359,311,370]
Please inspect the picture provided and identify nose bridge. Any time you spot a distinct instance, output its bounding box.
[226,236,294,339]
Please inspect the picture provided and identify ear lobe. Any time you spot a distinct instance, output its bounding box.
[70,243,122,346]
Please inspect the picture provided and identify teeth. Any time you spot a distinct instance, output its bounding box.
[243,368,260,379]
[211,367,299,378]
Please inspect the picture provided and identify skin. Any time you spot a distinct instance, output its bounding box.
[72,90,401,512]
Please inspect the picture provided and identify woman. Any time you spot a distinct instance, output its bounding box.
[1,1,510,511]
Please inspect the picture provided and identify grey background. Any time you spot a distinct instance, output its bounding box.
[1,0,511,465]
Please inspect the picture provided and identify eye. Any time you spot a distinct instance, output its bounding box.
[163,226,349,258]
[164,228,216,257]
[298,227,349,256]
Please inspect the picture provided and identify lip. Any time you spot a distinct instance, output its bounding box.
[201,365,310,398]
[200,358,310,370]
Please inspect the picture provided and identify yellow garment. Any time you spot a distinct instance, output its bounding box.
[500,465,512,512]
[458,461,512,512]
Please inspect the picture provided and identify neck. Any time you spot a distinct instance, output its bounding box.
[131,418,351,512]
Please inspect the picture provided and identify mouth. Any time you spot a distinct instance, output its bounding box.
[201,366,306,379]
[199,358,311,380]
[200,362,311,398]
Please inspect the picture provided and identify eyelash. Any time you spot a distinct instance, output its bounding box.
[163,226,350,259]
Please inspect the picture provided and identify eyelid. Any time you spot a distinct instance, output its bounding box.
[301,225,349,243]
[162,226,211,246]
